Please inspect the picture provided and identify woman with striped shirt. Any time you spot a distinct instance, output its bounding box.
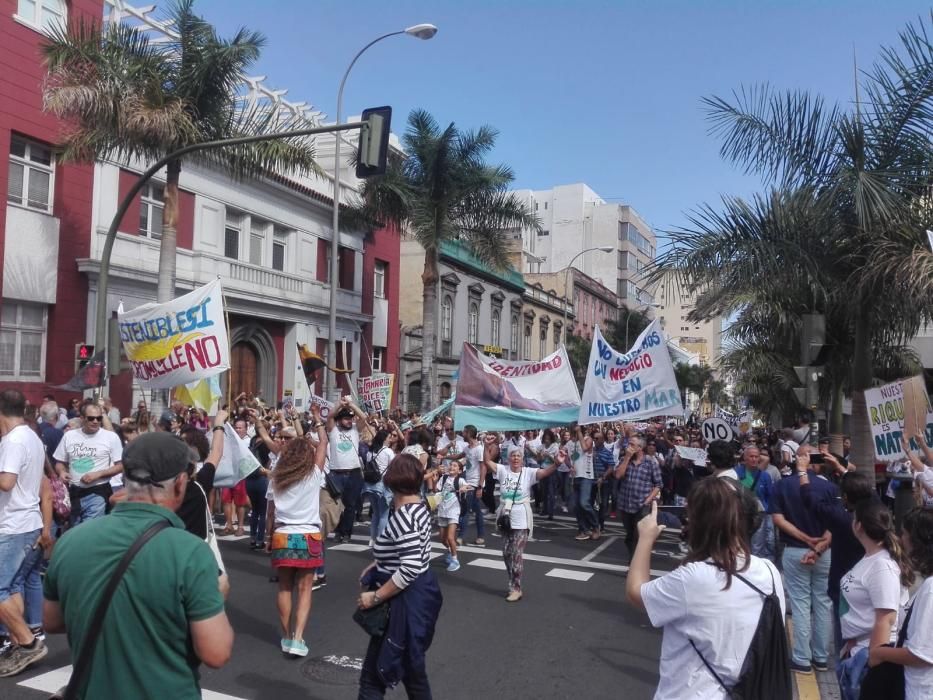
[357,453,443,698]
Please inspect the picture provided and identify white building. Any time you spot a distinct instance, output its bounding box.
[655,271,723,368]
[510,183,657,311]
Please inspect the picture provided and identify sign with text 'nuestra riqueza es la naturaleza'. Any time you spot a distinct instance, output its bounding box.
[454,343,580,431]
[118,279,230,389]
[578,320,683,425]
[865,376,933,461]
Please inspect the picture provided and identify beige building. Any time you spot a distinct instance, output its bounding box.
[520,281,575,361]
[656,271,722,367]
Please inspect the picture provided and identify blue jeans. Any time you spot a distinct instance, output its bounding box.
[332,469,364,538]
[457,491,485,541]
[573,478,598,533]
[751,514,776,562]
[782,546,832,666]
[836,646,868,700]
[70,489,108,526]
[0,529,42,606]
[363,481,392,541]
[245,475,269,545]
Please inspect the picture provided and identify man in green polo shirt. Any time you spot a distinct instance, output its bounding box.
[42,432,234,699]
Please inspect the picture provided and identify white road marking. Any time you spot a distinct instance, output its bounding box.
[215,534,249,541]
[467,558,507,570]
[582,535,618,562]
[322,654,364,670]
[546,568,594,582]
[18,666,248,699]
[329,543,370,552]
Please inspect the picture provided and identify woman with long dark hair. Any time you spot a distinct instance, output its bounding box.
[361,427,400,544]
[269,411,328,658]
[836,499,912,699]
[869,507,933,699]
[626,477,788,699]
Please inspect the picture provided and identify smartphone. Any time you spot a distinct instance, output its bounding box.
[809,453,825,464]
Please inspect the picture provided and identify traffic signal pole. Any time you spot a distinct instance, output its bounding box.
[93,120,370,377]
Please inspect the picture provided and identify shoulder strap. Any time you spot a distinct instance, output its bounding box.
[897,601,915,648]
[707,561,774,598]
[63,519,172,700]
[689,639,730,695]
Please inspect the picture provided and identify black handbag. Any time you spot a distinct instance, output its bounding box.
[858,604,914,700]
[324,471,344,500]
[353,602,390,637]
[52,520,171,700]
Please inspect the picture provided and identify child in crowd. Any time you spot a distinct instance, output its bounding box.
[434,460,469,572]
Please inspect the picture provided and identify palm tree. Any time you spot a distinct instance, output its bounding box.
[355,109,537,410]
[649,15,933,470]
[41,0,319,304]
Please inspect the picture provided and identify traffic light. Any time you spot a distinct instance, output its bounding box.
[355,106,392,179]
[75,343,95,370]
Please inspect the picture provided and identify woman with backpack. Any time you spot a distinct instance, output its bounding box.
[626,477,791,699]
[836,499,912,700]
[868,506,933,699]
[362,428,401,544]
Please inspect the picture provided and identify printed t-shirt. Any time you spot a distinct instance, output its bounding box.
[571,441,594,479]
[0,424,44,534]
[52,428,123,488]
[436,474,464,520]
[329,426,360,471]
[495,465,538,530]
[904,576,933,700]
[463,443,484,487]
[839,549,907,651]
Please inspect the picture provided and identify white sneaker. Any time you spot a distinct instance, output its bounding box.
[447,558,461,572]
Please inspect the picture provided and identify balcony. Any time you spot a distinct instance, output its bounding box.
[439,239,525,291]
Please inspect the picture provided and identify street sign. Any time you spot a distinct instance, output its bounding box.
[356,106,392,178]
[701,417,734,442]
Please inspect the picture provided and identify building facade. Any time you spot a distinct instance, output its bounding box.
[398,239,525,411]
[0,0,400,411]
[520,281,574,361]
[655,271,722,368]
[510,183,657,311]
[524,269,617,341]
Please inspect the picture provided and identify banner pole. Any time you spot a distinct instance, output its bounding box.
[223,281,233,411]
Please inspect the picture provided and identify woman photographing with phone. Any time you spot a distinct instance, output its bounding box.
[626,477,790,699]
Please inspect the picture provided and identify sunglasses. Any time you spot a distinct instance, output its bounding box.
[85,415,103,422]
[276,435,295,441]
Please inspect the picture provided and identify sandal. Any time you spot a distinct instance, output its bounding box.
[222,526,234,535]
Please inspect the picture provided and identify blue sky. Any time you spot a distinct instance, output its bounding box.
[193,0,927,244]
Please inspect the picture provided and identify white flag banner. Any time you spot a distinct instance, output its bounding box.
[117,279,229,389]
[578,321,683,425]
[213,424,261,488]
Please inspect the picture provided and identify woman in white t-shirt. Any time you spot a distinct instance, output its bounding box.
[836,499,912,699]
[483,436,562,602]
[362,428,399,543]
[870,507,933,700]
[269,415,328,658]
[626,477,787,699]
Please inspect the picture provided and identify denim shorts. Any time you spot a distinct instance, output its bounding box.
[0,529,42,603]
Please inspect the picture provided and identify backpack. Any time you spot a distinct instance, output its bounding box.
[363,447,383,484]
[440,474,468,515]
[690,564,792,700]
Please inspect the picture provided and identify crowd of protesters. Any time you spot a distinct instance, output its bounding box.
[2,388,933,698]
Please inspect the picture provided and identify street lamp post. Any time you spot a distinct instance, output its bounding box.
[326,24,437,401]
[624,301,662,349]
[560,246,615,342]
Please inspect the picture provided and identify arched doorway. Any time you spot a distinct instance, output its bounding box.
[230,342,259,396]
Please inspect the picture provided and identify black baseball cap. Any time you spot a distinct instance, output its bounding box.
[123,432,192,486]
[334,406,354,419]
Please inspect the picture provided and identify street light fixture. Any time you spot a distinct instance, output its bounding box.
[561,245,616,343]
[327,24,437,400]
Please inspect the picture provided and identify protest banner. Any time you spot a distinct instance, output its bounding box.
[578,321,683,425]
[865,376,933,461]
[702,417,735,442]
[118,280,229,389]
[310,394,334,419]
[675,445,708,465]
[402,394,456,430]
[213,423,261,488]
[357,373,395,413]
[454,344,580,431]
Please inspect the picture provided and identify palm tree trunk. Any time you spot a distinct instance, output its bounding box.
[828,381,845,455]
[850,308,874,473]
[420,247,439,413]
[157,159,181,303]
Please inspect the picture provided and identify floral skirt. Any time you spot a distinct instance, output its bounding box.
[270,531,324,569]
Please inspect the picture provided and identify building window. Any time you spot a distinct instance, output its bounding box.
[468,302,479,344]
[138,183,164,239]
[7,136,54,213]
[249,233,263,265]
[224,211,241,259]
[374,260,387,298]
[510,314,519,360]
[16,0,65,33]
[491,309,501,345]
[440,382,452,400]
[523,325,532,360]
[539,327,547,358]
[0,302,46,379]
[554,325,561,350]
[537,229,549,237]
[372,347,385,372]
[441,295,453,356]
[272,229,287,271]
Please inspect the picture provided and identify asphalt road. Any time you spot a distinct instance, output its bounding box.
[4,513,680,700]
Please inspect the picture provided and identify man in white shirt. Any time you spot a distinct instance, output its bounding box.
[0,390,49,676]
[457,425,486,546]
[325,397,373,543]
[53,402,123,525]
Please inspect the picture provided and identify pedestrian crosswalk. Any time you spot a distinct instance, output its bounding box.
[16,665,248,699]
